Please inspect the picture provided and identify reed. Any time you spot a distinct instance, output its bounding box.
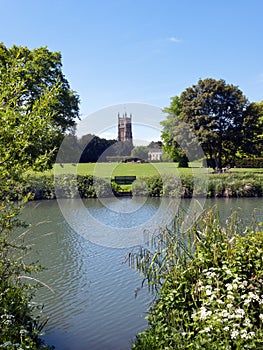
[129,208,263,349]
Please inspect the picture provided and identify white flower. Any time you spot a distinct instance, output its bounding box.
[240,329,247,339]
[224,326,230,331]
[199,306,212,320]
[235,308,245,318]
[227,303,233,309]
[204,326,211,333]
[206,289,212,296]
[206,271,216,278]
[244,318,252,327]
[259,314,263,321]
[232,283,238,290]
[248,292,260,301]
[221,309,229,318]
[231,330,239,339]
[226,283,233,291]
[244,297,251,306]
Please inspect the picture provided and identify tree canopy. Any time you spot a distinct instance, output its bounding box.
[0,43,80,134]
[0,45,71,348]
[131,146,149,160]
[161,78,262,169]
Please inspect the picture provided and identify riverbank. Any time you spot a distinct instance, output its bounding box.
[12,172,263,200]
[130,208,263,349]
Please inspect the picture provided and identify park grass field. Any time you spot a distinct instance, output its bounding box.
[52,162,206,178]
[48,162,263,178]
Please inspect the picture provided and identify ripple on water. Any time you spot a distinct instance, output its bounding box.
[22,198,263,350]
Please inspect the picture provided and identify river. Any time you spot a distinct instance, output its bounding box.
[21,197,263,350]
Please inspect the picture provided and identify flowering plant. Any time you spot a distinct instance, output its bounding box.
[131,208,263,349]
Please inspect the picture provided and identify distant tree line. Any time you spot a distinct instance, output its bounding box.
[57,135,164,163]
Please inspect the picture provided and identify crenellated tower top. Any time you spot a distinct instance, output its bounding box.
[117,112,133,142]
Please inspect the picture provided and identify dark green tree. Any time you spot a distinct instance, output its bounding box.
[161,96,190,166]
[131,146,149,160]
[162,79,261,169]
[147,141,163,149]
[181,78,252,169]
[112,140,133,157]
[241,101,263,156]
[56,134,81,163]
[78,134,117,162]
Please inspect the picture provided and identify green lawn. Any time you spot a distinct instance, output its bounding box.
[51,162,208,178]
[45,162,263,178]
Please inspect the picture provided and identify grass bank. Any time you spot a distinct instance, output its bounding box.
[129,208,263,349]
[17,171,263,200]
[45,162,262,177]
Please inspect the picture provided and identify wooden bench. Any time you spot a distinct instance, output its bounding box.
[111,176,136,185]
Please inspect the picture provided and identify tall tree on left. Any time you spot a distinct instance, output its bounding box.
[0,44,79,348]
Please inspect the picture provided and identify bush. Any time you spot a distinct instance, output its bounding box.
[0,202,53,349]
[19,174,120,199]
[130,209,263,349]
[15,172,263,200]
[132,176,163,197]
[235,158,263,168]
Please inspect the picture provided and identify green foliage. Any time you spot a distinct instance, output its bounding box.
[161,96,184,162]
[132,176,163,197]
[78,134,117,163]
[16,172,262,199]
[9,174,119,200]
[112,140,134,157]
[180,78,250,169]
[241,101,263,156]
[162,79,262,170]
[0,68,63,179]
[0,43,79,134]
[0,43,80,348]
[178,154,189,168]
[207,173,263,198]
[130,209,263,349]
[235,157,263,168]
[131,146,149,161]
[0,201,53,349]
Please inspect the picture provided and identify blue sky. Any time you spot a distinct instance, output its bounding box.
[1,0,263,141]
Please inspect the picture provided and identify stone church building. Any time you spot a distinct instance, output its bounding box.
[117,113,133,142]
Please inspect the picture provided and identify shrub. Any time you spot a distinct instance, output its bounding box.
[0,203,53,349]
[162,176,183,197]
[235,158,263,168]
[130,209,263,349]
[16,172,263,199]
[132,178,150,196]
[132,176,163,197]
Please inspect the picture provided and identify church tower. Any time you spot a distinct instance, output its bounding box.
[118,112,133,142]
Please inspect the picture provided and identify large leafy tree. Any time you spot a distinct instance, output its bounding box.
[161,96,184,162]
[0,55,65,348]
[0,43,79,134]
[162,78,261,169]
[243,101,263,156]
